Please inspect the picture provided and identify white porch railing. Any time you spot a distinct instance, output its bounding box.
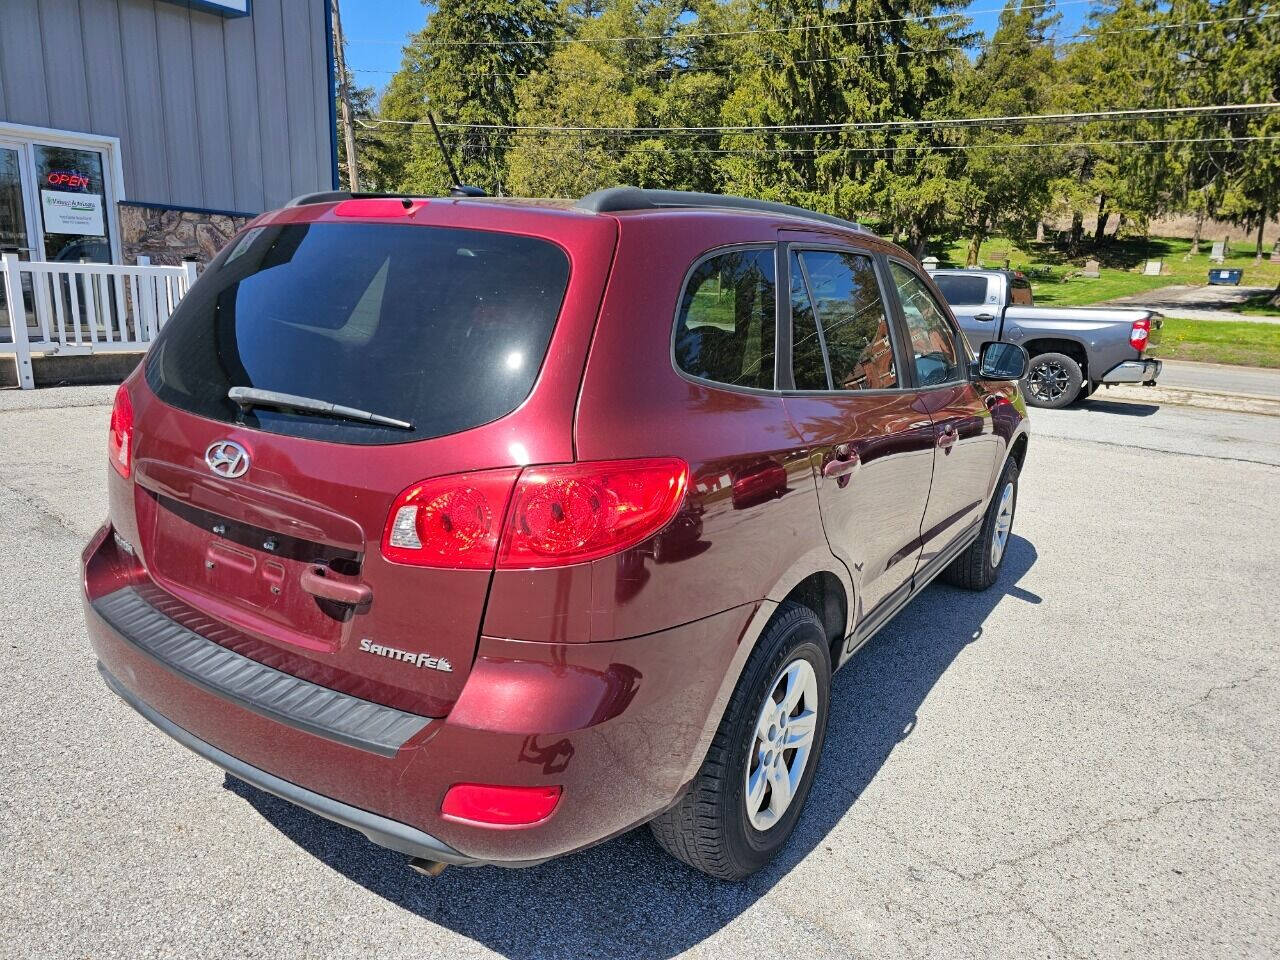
[0,252,197,389]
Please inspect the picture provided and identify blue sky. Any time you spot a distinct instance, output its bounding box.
[340,0,1094,97]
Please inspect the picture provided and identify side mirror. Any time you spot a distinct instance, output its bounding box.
[978,341,1028,381]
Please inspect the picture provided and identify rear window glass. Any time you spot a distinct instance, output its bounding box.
[145,222,570,444]
[931,273,989,306]
[673,248,776,390]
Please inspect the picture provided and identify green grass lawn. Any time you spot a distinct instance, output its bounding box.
[1157,317,1280,368]
[936,235,1280,310]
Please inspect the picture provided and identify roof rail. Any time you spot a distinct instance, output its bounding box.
[575,187,864,233]
[285,186,487,208]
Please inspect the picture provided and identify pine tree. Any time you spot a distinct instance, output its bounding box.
[377,0,563,194]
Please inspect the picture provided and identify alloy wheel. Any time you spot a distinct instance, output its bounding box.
[744,658,820,832]
[991,481,1015,567]
[1028,359,1069,401]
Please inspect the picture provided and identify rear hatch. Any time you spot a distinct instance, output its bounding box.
[122,200,615,716]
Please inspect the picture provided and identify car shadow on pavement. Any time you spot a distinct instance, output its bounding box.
[228,534,1039,960]
[1076,397,1160,416]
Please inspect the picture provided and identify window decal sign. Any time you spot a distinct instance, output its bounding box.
[41,190,105,236]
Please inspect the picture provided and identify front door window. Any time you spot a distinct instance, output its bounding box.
[32,145,111,263]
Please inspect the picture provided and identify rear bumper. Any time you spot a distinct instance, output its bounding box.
[84,523,756,866]
[98,662,483,866]
[1101,358,1162,385]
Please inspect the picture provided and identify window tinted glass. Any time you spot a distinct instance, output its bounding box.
[798,250,897,390]
[931,273,989,306]
[145,222,571,445]
[789,252,829,390]
[891,262,963,386]
[674,248,776,390]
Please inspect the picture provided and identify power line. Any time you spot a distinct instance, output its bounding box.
[346,0,1092,48]
[356,103,1280,136]
[353,129,1280,156]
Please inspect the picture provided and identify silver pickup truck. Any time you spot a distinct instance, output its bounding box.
[927,268,1163,408]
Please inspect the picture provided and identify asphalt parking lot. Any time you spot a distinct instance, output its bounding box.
[2,385,1277,959]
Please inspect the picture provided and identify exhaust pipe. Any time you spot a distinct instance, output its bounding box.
[408,857,448,878]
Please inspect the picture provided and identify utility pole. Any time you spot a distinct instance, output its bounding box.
[331,0,360,192]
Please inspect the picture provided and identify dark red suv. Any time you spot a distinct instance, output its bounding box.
[83,188,1029,880]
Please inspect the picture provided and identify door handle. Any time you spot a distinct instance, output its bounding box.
[974,312,996,322]
[822,444,860,479]
[300,566,372,606]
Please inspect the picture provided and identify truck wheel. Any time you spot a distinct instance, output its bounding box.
[943,458,1019,590]
[649,602,830,880]
[1022,352,1082,408]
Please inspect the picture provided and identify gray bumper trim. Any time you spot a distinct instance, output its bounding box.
[92,587,429,757]
[1101,358,1162,384]
[98,662,479,866]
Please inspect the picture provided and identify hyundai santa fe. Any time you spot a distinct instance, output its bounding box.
[83,187,1030,880]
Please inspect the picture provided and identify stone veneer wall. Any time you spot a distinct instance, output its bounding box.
[118,202,252,266]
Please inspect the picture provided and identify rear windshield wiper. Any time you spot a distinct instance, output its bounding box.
[228,386,413,430]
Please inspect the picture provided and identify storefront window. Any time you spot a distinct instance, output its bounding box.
[33,145,111,263]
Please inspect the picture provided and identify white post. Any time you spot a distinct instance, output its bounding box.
[2,253,35,390]
[181,260,199,298]
[137,255,159,340]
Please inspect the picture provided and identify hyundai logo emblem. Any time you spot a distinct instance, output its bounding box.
[205,440,250,479]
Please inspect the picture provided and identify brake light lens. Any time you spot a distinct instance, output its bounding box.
[333,197,427,218]
[1130,317,1150,354]
[107,385,133,479]
[441,783,562,827]
[381,469,520,568]
[381,458,689,570]
[499,458,689,568]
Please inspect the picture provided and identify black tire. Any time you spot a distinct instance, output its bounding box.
[943,458,1019,590]
[1022,351,1083,408]
[1074,381,1096,404]
[650,602,831,880]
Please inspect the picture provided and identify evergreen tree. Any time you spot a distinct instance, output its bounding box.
[376,0,563,194]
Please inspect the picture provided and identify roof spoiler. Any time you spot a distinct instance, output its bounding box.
[285,186,486,208]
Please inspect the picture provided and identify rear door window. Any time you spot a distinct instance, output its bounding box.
[789,252,829,390]
[674,248,777,390]
[145,222,571,445]
[931,273,989,306]
[795,250,897,390]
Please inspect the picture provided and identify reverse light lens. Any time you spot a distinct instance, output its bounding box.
[380,469,520,569]
[108,385,134,479]
[1130,318,1151,353]
[498,458,689,568]
[441,783,562,827]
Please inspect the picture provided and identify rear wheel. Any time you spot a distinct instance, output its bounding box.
[650,602,830,880]
[943,458,1019,590]
[1022,351,1082,408]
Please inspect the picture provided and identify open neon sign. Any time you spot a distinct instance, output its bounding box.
[46,170,90,190]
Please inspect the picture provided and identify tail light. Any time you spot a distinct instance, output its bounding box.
[441,783,562,827]
[381,469,521,569]
[381,458,689,570]
[499,458,688,568]
[1130,317,1151,354]
[107,385,134,479]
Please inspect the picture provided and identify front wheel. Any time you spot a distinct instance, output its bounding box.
[650,602,831,880]
[943,458,1019,590]
[1022,352,1083,408]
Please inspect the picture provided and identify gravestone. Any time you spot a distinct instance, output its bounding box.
[921,255,939,270]
[1143,259,1163,276]
[1210,240,1226,263]
[1082,259,1101,278]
